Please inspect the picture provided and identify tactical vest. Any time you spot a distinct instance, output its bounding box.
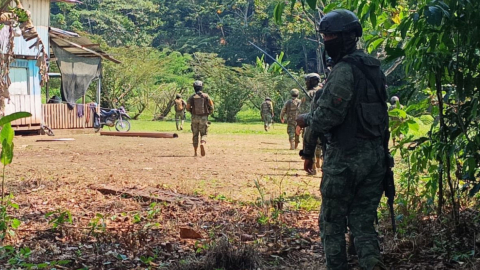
[286,98,301,120]
[191,93,210,116]
[330,54,388,150]
[174,99,184,112]
[261,101,272,115]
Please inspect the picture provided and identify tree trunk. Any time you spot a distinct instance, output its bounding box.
[435,71,444,217]
[132,103,147,120]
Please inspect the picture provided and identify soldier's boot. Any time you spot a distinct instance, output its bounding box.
[194,146,198,157]
[294,141,299,149]
[316,157,321,168]
[289,140,295,150]
[264,125,268,132]
[176,121,180,131]
[181,120,184,130]
[200,140,206,156]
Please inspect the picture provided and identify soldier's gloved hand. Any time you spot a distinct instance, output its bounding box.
[296,114,309,128]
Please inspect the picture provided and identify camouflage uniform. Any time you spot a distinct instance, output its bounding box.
[260,99,274,131]
[302,73,324,172]
[281,89,301,150]
[303,49,388,270]
[174,95,187,130]
[303,87,324,174]
[186,81,214,156]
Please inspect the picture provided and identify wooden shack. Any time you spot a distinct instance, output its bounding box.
[5,0,119,132]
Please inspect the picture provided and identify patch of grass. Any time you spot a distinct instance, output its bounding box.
[288,193,321,211]
[126,119,287,136]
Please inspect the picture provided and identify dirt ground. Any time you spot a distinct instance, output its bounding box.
[10,129,320,203]
[3,130,475,269]
[3,129,326,269]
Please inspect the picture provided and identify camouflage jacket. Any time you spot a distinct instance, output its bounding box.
[280,98,301,122]
[303,50,388,156]
[260,101,274,116]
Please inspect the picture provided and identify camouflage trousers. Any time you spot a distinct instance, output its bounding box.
[319,138,386,270]
[303,127,322,166]
[287,121,299,143]
[262,114,273,130]
[175,111,185,130]
[191,115,209,148]
[175,111,185,121]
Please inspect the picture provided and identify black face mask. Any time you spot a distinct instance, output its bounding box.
[324,38,343,62]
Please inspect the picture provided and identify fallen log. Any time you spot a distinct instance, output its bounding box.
[36,138,75,142]
[89,184,202,205]
[100,131,178,138]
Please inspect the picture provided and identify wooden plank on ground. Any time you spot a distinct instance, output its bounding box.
[100,131,179,138]
[90,184,202,205]
[36,138,75,142]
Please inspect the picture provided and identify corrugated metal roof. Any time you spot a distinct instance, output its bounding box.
[49,27,121,64]
[12,0,49,57]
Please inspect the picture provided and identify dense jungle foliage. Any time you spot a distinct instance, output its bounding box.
[47,0,480,266]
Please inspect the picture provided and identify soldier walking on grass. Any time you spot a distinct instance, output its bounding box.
[174,93,187,131]
[296,9,389,270]
[260,97,274,131]
[280,89,301,150]
[186,80,214,157]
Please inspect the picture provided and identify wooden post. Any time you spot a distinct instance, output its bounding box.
[82,95,86,128]
[97,77,101,113]
[46,81,49,101]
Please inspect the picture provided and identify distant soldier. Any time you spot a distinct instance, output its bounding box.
[389,96,403,146]
[260,97,274,131]
[186,81,214,157]
[174,93,187,131]
[302,73,323,173]
[389,96,401,111]
[280,89,301,150]
[300,73,322,113]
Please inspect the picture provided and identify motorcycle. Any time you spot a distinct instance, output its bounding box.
[94,106,131,132]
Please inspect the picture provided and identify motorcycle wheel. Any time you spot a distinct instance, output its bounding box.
[115,119,131,132]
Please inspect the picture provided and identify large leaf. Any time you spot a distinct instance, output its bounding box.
[306,0,317,10]
[384,47,405,62]
[0,112,32,127]
[1,123,14,166]
[425,6,443,26]
[273,2,285,25]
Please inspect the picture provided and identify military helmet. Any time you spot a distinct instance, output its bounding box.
[326,57,334,67]
[176,93,181,98]
[305,73,321,81]
[193,80,203,87]
[391,96,400,103]
[318,9,362,37]
[290,89,299,96]
[265,97,271,101]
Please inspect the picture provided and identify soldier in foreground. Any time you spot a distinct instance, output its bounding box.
[174,93,187,131]
[260,97,274,131]
[186,81,214,157]
[280,89,301,150]
[296,9,389,270]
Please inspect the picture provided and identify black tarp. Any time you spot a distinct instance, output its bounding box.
[52,43,101,109]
